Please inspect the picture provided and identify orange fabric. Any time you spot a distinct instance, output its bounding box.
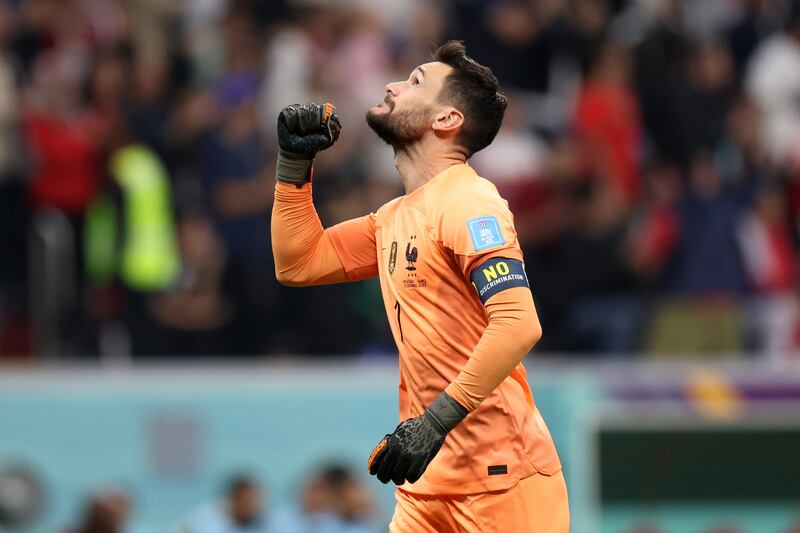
[444,287,540,412]
[389,470,570,533]
[330,163,561,495]
[271,182,377,285]
[271,165,562,495]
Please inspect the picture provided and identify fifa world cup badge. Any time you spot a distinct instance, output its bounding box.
[388,241,398,274]
[467,216,505,252]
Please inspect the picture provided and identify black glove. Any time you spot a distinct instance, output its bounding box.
[276,102,342,185]
[368,391,468,485]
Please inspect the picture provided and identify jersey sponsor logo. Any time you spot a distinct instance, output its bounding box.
[388,241,398,274]
[467,216,505,251]
[470,257,529,304]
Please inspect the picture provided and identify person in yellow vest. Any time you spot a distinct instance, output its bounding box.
[84,139,181,356]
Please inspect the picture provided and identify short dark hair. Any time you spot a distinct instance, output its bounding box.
[320,464,353,488]
[225,474,257,497]
[432,41,507,157]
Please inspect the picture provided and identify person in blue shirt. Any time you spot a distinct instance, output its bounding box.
[267,465,377,533]
[181,476,267,533]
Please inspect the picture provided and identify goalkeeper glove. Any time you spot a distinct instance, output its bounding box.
[276,102,342,185]
[368,391,468,485]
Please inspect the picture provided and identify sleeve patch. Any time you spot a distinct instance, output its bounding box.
[467,216,505,252]
[470,257,529,304]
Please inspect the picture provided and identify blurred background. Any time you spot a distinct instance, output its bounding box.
[1,0,800,531]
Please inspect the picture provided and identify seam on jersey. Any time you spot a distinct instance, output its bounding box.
[469,493,497,533]
[463,476,525,533]
[497,385,543,474]
[432,232,471,287]
[324,228,357,281]
[429,218,520,256]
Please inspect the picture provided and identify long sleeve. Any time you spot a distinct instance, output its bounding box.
[444,287,542,411]
[271,182,378,286]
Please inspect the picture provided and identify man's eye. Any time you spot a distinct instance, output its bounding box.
[412,78,420,86]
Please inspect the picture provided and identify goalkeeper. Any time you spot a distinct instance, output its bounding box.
[271,41,569,532]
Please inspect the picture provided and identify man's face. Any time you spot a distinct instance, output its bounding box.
[366,62,453,149]
[229,485,261,527]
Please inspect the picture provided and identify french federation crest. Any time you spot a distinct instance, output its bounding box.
[405,236,418,271]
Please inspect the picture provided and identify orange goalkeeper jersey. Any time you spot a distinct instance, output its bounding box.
[328,163,561,495]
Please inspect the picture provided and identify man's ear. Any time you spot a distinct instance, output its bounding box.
[432,107,464,133]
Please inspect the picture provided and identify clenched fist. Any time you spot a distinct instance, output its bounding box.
[276,103,341,185]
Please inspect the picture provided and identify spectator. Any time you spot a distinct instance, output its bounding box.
[560,183,641,352]
[738,185,800,354]
[746,0,800,167]
[83,118,181,356]
[634,0,693,169]
[643,153,751,354]
[684,40,735,156]
[67,495,118,533]
[629,159,682,286]
[20,32,105,355]
[66,486,148,533]
[23,49,98,219]
[669,152,749,295]
[450,0,554,93]
[574,40,643,206]
[147,211,232,356]
[181,475,266,533]
[726,0,785,83]
[194,2,277,355]
[471,93,550,219]
[739,185,796,295]
[268,464,376,533]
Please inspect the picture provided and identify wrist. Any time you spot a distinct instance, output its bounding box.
[424,391,468,436]
[276,150,314,185]
[444,382,480,412]
[274,180,311,196]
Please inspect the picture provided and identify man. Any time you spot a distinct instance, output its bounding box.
[181,475,266,533]
[267,463,376,533]
[271,41,569,532]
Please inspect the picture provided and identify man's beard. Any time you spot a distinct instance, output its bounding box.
[366,103,430,150]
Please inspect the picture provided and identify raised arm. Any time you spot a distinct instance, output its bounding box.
[272,183,377,285]
[271,103,378,286]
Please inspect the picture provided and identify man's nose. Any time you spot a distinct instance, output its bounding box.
[385,81,402,95]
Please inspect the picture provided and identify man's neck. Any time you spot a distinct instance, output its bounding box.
[394,142,466,194]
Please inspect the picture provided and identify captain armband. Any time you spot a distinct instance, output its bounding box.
[470,257,529,304]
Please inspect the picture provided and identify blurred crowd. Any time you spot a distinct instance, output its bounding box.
[2,0,800,358]
[47,470,800,533]
[176,467,377,533]
[37,465,378,533]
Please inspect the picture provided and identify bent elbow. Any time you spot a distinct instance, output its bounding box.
[522,319,542,351]
[275,267,304,287]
